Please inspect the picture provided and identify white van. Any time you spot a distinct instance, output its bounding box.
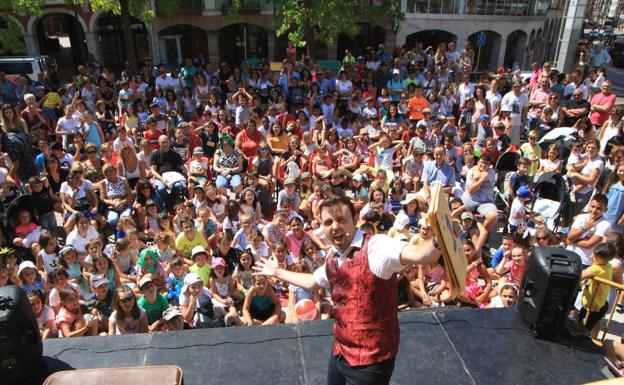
[0,56,56,82]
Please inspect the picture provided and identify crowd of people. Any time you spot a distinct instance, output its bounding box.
[0,38,623,346]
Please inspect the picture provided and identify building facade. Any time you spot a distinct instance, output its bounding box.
[11,0,563,73]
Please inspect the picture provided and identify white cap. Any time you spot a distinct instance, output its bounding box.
[392,68,400,75]
[394,212,410,230]
[17,261,36,277]
[181,272,203,294]
[90,273,110,288]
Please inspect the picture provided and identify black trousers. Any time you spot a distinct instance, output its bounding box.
[327,354,395,385]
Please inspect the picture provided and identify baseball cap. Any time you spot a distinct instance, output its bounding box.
[193,146,204,155]
[353,174,366,183]
[91,273,110,288]
[138,275,154,289]
[211,257,226,269]
[300,172,312,180]
[479,114,491,122]
[181,272,203,294]
[162,306,183,321]
[517,186,532,198]
[461,212,475,220]
[284,176,297,185]
[392,69,400,75]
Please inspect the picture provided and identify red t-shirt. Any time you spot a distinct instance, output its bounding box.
[590,92,616,126]
[143,128,164,150]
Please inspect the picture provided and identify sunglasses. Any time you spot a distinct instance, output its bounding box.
[119,296,135,304]
[536,236,548,241]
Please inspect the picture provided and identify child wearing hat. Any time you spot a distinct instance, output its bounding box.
[509,185,532,236]
[188,146,210,189]
[137,274,170,331]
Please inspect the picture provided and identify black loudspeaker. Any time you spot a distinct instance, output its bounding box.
[0,286,43,385]
[518,247,582,338]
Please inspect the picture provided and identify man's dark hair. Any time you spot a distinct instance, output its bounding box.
[591,193,608,208]
[318,195,356,220]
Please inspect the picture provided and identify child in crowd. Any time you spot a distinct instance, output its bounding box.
[137,275,170,332]
[566,141,589,202]
[242,275,285,326]
[495,246,528,287]
[579,242,616,339]
[508,186,531,236]
[57,288,100,337]
[489,283,519,308]
[209,257,243,326]
[18,261,46,294]
[28,290,56,339]
[233,251,254,293]
[109,285,148,335]
[13,210,44,255]
[165,257,186,305]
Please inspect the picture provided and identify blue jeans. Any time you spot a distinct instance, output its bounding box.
[38,212,57,230]
[106,207,132,230]
[153,179,187,210]
[216,174,242,190]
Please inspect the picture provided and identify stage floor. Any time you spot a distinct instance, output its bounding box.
[41,308,606,385]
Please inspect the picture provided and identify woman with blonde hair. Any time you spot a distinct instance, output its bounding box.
[116,143,146,190]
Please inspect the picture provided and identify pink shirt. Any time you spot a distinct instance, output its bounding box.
[590,92,616,126]
[285,230,310,261]
[529,88,551,118]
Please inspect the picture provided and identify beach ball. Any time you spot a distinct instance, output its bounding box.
[295,299,318,321]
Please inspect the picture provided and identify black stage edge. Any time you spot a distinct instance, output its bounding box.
[40,308,606,385]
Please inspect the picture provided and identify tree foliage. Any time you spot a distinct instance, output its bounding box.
[226,0,404,49]
[0,0,181,55]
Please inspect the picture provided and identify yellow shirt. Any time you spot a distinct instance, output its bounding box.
[43,92,62,109]
[520,143,541,177]
[267,134,288,153]
[175,232,208,259]
[190,263,211,287]
[582,262,612,311]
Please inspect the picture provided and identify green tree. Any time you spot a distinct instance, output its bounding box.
[1,0,180,70]
[0,1,47,54]
[226,0,404,57]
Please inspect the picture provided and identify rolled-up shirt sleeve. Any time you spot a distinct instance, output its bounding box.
[367,234,407,280]
[313,264,330,289]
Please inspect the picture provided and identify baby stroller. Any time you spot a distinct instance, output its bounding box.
[494,150,520,226]
[530,172,572,230]
[1,194,38,263]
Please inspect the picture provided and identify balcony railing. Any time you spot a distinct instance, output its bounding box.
[405,0,549,16]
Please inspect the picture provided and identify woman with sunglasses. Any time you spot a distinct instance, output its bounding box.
[82,143,104,185]
[534,228,557,248]
[60,170,101,234]
[213,134,243,195]
[44,154,68,196]
[108,285,148,335]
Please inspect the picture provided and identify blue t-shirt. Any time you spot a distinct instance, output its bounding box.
[422,161,455,188]
[491,247,504,268]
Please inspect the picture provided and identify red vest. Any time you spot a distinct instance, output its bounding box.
[326,235,399,366]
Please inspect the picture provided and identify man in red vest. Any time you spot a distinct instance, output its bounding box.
[255,195,440,385]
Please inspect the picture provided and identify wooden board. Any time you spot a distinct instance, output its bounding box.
[427,182,467,298]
